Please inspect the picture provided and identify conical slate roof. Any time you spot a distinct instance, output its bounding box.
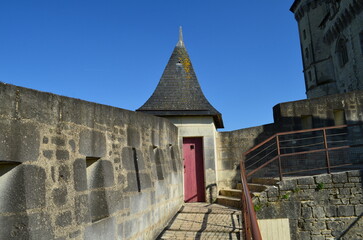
[137,28,224,128]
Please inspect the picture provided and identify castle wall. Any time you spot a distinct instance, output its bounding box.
[273,90,363,130]
[217,90,363,189]
[216,124,278,189]
[0,83,184,240]
[254,170,363,240]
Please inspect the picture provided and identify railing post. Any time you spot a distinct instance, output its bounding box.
[276,135,283,181]
[322,129,331,174]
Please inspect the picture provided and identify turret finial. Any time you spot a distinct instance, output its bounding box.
[177,26,184,47]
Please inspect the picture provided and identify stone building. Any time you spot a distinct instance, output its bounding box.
[137,27,223,203]
[290,0,363,98]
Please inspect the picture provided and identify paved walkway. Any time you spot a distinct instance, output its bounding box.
[157,203,242,240]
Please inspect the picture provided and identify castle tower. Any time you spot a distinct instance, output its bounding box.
[291,0,363,98]
[137,27,223,202]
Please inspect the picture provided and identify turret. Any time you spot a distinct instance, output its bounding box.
[291,0,363,98]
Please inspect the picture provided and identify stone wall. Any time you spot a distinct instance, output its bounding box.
[216,90,363,190]
[216,123,278,189]
[0,83,184,240]
[273,90,363,131]
[254,170,363,240]
[291,0,363,98]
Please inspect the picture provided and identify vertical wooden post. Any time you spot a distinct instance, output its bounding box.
[322,129,331,174]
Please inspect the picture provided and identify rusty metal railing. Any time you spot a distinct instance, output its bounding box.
[239,159,262,240]
[239,124,363,239]
[243,124,362,181]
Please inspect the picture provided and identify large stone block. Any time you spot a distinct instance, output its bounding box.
[337,205,355,217]
[125,172,139,192]
[332,172,348,183]
[73,158,87,191]
[87,160,114,189]
[75,194,91,225]
[0,121,40,162]
[121,147,134,171]
[90,190,109,222]
[84,217,115,240]
[127,127,140,148]
[79,130,106,158]
[0,213,54,240]
[0,165,46,213]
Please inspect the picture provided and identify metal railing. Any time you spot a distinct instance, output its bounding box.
[239,124,363,239]
[239,159,262,240]
[243,124,362,181]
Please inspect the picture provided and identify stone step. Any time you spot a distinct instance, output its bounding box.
[219,189,242,198]
[247,183,268,192]
[251,177,280,185]
[216,196,241,209]
[158,230,241,239]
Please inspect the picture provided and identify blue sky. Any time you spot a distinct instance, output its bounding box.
[0,1,306,131]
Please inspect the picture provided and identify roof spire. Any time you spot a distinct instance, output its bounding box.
[176,26,184,47]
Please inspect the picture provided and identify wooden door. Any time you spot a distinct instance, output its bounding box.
[183,137,205,202]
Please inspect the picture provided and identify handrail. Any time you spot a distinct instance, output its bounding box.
[244,124,351,156]
[240,159,262,240]
[243,124,358,180]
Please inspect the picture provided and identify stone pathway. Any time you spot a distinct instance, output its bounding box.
[157,203,242,240]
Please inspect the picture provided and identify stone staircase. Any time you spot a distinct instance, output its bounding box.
[216,178,280,208]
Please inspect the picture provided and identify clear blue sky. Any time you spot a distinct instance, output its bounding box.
[0,1,306,131]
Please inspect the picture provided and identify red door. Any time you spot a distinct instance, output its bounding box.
[183,137,205,202]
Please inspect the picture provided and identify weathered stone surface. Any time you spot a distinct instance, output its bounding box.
[69,230,81,238]
[84,217,116,240]
[140,173,152,190]
[51,137,65,146]
[332,172,348,183]
[338,205,355,217]
[298,177,315,185]
[75,194,91,225]
[121,147,135,171]
[125,172,139,192]
[0,215,29,239]
[0,83,182,240]
[256,170,363,239]
[73,158,87,191]
[52,187,67,206]
[56,150,69,160]
[58,165,70,182]
[0,121,40,162]
[87,160,115,189]
[127,127,140,148]
[314,174,332,184]
[79,130,106,158]
[43,150,53,159]
[56,211,72,227]
[68,139,76,152]
[90,190,109,222]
